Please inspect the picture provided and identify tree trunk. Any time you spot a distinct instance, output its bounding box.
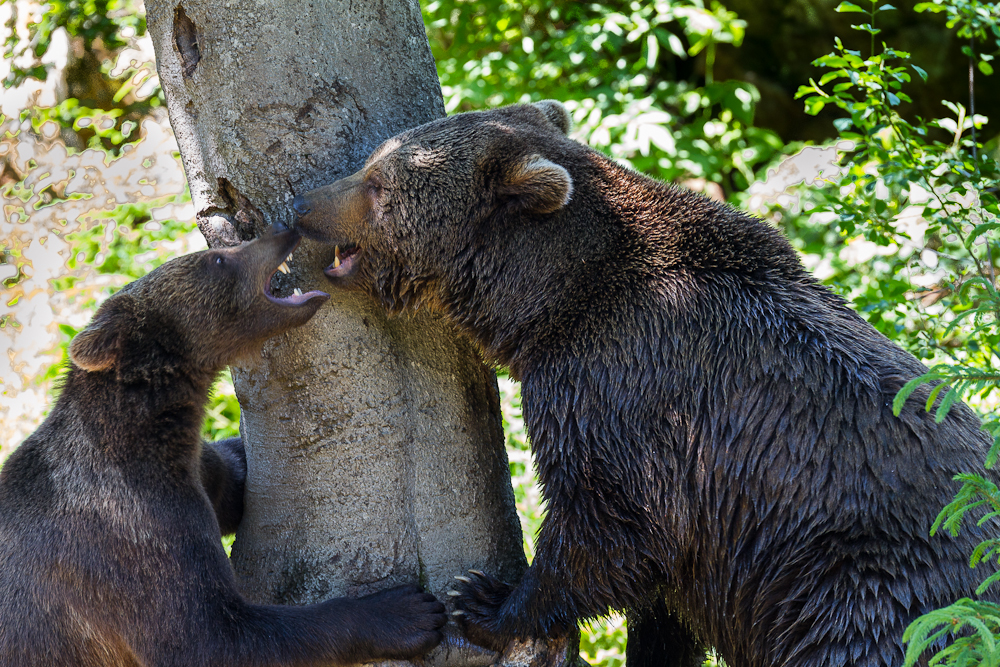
[144,1,575,665]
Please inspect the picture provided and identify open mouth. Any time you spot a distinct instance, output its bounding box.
[324,244,361,280]
[265,241,329,305]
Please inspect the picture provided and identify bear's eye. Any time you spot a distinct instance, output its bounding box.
[208,254,230,271]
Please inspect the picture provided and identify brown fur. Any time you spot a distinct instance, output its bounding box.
[0,227,446,666]
[293,102,998,667]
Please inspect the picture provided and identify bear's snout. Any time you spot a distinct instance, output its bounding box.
[292,194,312,217]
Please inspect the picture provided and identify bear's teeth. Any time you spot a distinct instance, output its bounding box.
[293,288,302,296]
[277,262,290,274]
[334,245,341,269]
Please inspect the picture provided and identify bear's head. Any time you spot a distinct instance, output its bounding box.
[292,101,581,323]
[69,227,328,380]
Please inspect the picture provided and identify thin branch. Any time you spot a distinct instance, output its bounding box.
[970,31,978,163]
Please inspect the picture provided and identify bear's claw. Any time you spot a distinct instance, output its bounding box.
[450,569,514,653]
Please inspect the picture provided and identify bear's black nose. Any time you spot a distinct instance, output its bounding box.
[292,195,312,217]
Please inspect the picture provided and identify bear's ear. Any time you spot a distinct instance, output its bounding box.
[531,100,571,136]
[500,154,573,216]
[69,296,133,372]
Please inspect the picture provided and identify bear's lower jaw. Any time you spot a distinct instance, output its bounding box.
[324,244,361,281]
[264,266,329,307]
[265,289,329,307]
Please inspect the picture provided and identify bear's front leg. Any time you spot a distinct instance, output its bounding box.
[451,486,631,652]
[452,500,705,667]
[451,509,589,653]
[453,565,575,653]
[199,436,246,535]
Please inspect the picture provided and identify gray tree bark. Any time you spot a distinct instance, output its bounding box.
[144,1,575,665]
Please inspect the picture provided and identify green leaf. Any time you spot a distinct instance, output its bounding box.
[980,60,995,76]
[978,571,1000,595]
[646,33,659,69]
[833,117,854,132]
[819,71,844,85]
[815,55,850,68]
[665,32,687,58]
[894,374,940,416]
[851,23,882,36]
[935,386,960,423]
[836,1,866,12]
[878,3,897,11]
[966,222,1000,249]
[804,96,827,115]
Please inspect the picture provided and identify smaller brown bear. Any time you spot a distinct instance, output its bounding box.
[0,226,447,666]
[293,101,1000,667]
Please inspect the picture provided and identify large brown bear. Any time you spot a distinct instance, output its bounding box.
[292,101,998,667]
[0,226,447,666]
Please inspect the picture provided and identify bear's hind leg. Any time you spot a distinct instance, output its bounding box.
[626,597,705,667]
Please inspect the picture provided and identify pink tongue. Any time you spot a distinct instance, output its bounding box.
[284,290,327,304]
[323,253,357,278]
[325,253,355,278]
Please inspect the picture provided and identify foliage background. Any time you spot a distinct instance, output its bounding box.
[3,0,1000,664]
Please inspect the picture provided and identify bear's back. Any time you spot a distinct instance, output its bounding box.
[517,168,997,665]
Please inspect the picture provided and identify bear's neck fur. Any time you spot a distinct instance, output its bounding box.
[443,146,820,382]
[56,345,219,473]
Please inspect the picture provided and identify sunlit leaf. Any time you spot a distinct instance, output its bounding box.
[836,1,866,12]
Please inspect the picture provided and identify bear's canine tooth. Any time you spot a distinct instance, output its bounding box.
[334,245,341,268]
[293,288,303,296]
[277,262,290,274]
